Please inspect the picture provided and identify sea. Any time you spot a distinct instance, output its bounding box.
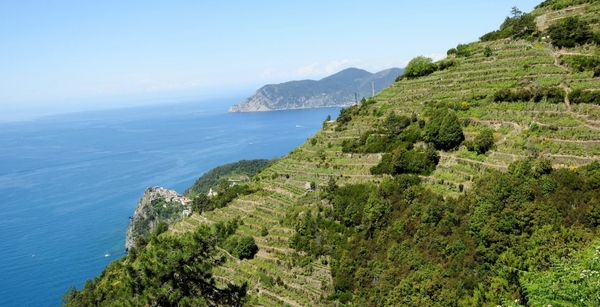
[0,98,340,306]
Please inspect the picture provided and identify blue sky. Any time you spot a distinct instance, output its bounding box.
[0,0,541,117]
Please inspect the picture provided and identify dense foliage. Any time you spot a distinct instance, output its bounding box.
[569,89,600,104]
[493,86,565,103]
[342,112,421,154]
[398,56,459,81]
[546,16,593,48]
[465,128,495,155]
[521,239,600,306]
[402,56,437,79]
[225,235,259,260]
[424,108,465,151]
[289,159,600,306]
[63,223,248,307]
[447,43,475,57]
[184,159,271,196]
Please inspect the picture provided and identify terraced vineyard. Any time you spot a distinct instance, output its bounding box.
[64,1,600,306]
[169,4,600,303]
[168,44,599,306]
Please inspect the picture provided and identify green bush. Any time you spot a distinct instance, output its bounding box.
[454,43,472,57]
[436,58,459,70]
[260,226,269,237]
[493,86,563,104]
[493,88,534,102]
[569,89,600,104]
[402,56,437,79]
[560,55,600,73]
[226,235,259,260]
[484,46,493,57]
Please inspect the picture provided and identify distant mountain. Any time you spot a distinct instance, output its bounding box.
[228,67,404,112]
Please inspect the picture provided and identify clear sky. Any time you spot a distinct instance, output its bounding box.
[0,0,542,118]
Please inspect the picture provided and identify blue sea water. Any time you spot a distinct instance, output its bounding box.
[0,98,339,306]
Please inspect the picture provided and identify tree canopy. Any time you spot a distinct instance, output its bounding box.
[402,56,437,79]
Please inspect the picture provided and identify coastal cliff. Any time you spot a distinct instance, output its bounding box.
[229,67,403,112]
[125,186,191,250]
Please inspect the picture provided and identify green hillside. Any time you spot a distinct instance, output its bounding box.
[63,1,600,306]
[184,159,272,196]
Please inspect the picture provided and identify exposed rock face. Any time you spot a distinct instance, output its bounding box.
[229,67,404,112]
[125,186,191,250]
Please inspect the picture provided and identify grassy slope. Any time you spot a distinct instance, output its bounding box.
[168,2,600,306]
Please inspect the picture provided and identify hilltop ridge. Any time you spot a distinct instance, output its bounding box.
[228,67,403,112]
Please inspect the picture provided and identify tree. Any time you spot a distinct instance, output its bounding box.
[425,109,465,151]
[192,193,209,213]
[403,56,437,79]
[472,128,495,154]
[233,235,258,260]
[510,6,523,18]
[63,225,248,306]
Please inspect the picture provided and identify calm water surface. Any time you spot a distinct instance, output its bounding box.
[0,99,339,306]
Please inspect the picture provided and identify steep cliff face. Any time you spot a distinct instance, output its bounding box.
[229,67,403,112]
[125,186,190,250]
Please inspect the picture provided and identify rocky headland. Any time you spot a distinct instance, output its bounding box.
[125,186,191,250]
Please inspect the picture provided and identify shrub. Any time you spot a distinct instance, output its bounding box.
[493,88,533,102]
[560,55,600,73]
[569,89,600,104]
[260,226,269,236]
[436,58,459,71]
[454,43,472,57]
[484,46,493,57]
[471,128,495,155]
[532,86,565,103]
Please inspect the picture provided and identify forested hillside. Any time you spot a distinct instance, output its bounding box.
[64,0,600,306]
[184,159,272,196]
